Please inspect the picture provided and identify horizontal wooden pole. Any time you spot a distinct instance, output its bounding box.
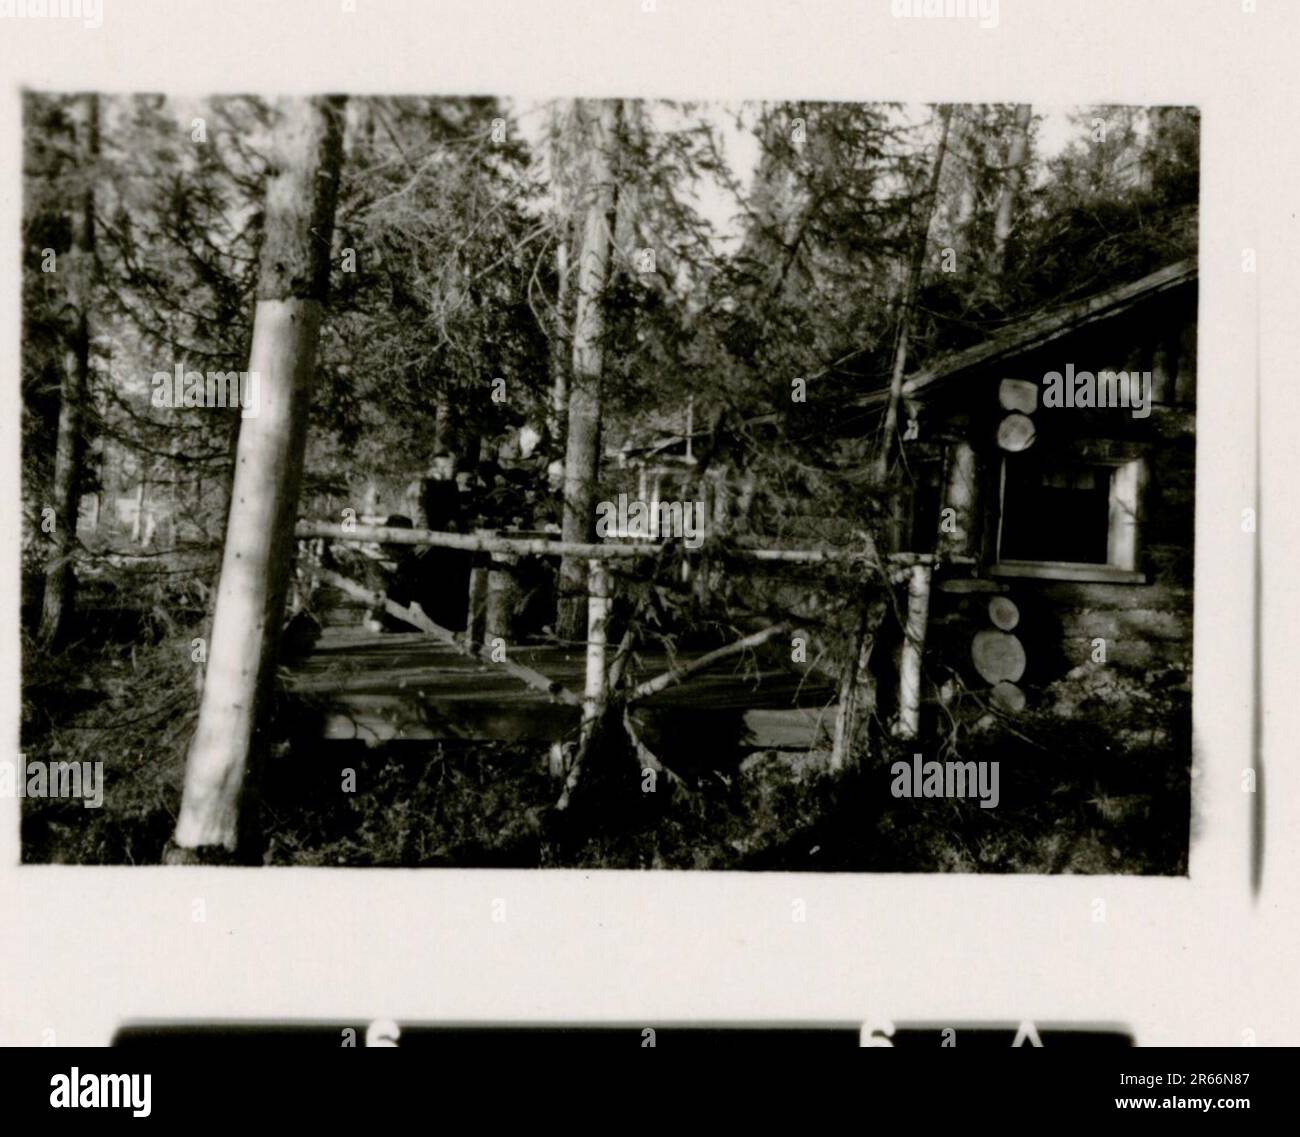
[296,520,973,567]
[300,521,653,559]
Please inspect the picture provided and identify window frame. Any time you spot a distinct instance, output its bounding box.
[991,452,1147,583]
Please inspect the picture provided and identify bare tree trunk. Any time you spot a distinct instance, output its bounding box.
[874,104,952,485]
[38,94,98,648]
[546,98,575,450]
[548,228,570,445]
[948,108,978,258]
[192,407,244,697]
[169,96,345,860]
[131,472,146,545]
[556,99,620,640]
[992,104,1032,272]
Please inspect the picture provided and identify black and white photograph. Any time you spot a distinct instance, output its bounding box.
[2,0,1298,1100]
[17,93,1200,873]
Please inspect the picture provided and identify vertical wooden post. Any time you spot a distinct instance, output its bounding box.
[485,556,513,641]
[465,526,495,645]
[466,568,488,647]
[548,742,568,779]
[582,558,611,749]
[485,554,518,642]
[1107,459,1141,571]
[895,562,934,740]
[556,558,611,809]
[937,439,979,557]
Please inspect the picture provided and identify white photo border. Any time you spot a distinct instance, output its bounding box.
[1,0,1294,1047]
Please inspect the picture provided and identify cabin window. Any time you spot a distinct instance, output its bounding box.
[993,454,1145,583]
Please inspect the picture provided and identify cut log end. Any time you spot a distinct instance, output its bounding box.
[998,378,1039,414]
[971,628,1027,684]
[996,412,1036,452]
[990,680,1027,714]
[988,595,1021,631]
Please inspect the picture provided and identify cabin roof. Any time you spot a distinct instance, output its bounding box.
[893,258,1197,404]
[618,258,1198,452]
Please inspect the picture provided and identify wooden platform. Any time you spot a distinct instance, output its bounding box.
[283,611,838,751]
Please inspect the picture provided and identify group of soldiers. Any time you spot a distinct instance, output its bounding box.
[364,429,562,636]
[404,426,561,536]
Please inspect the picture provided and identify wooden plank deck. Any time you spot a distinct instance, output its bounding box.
[282,604,838,750]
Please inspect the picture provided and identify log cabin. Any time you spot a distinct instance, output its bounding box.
[609,259,1196,734]
[882,258,1197,718]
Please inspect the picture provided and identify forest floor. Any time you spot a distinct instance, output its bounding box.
[20,588,1192,873]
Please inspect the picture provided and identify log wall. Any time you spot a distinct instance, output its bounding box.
[923,281,1197,700]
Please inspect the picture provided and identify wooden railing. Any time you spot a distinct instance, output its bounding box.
[295,519,968,568]
[295,518,976,774]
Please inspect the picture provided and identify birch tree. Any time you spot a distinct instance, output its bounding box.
[169,96,345,860]
[992,104,1033,273]
[556,99,620,640]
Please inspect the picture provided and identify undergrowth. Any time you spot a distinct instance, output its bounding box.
[22,611,1191,873]
[21,561,1190,872]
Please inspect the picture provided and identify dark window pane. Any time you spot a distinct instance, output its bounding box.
[1000,457,1110,564]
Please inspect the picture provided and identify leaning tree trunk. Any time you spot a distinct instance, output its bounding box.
[875,104,952,485]
[38,94,98,648]
[556,99,620,640]
[169,96,345,860]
